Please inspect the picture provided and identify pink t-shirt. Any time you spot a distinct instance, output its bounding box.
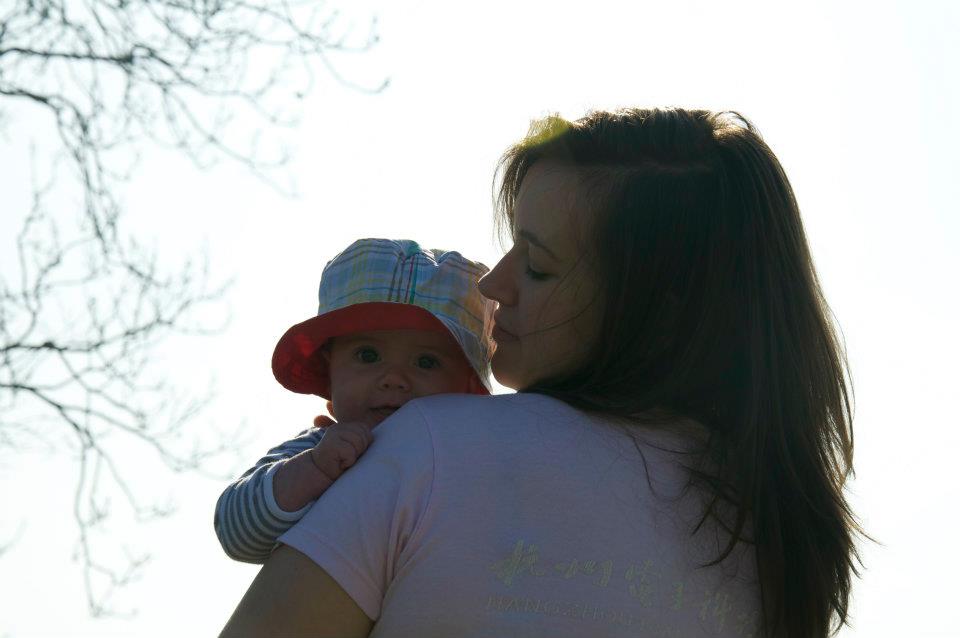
[279,393,760,638]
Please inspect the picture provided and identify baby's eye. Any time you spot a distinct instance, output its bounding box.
[354,347,380,364]
[416,355,440,370]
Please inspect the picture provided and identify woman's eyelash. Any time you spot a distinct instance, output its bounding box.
[525,265,550,281]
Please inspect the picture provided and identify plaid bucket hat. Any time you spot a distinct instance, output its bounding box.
[272,238,494,398]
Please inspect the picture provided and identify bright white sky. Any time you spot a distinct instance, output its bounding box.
[1,0,957,636]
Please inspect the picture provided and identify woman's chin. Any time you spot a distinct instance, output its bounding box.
[490,355,524,391]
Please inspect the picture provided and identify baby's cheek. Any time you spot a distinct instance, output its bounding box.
[328,396,364,423]
[451,370,477,394]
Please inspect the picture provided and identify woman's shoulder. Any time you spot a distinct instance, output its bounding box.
[401,392,631,456]
[407,393,703,440]
[370,393,547,446]
[388,392,705,463]
[407,391,581,424]
[363,394,572,475]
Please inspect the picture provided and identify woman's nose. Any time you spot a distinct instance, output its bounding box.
[478,252,517,306]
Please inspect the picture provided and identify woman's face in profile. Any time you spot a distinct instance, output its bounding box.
[478,161,601,390]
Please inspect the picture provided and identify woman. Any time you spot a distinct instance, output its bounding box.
[221,108,861,638]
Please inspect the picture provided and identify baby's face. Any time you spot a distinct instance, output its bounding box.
[324,329,475,427]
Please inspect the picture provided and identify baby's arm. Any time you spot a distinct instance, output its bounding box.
[214,420,374,564]
[214,425,327,564]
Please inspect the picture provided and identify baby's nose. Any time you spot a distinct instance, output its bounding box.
[378,367,411,391]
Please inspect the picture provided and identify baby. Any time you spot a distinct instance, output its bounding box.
[214,238,494,563]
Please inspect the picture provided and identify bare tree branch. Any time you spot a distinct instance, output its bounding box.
[0,0,384,617]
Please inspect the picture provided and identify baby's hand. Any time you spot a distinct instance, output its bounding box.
[273,420,375,512]
[313,415,335,429]
[308,421,374,485]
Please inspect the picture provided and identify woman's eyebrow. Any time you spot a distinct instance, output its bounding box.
[518,228,559,261]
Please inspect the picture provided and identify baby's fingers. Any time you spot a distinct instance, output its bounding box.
[313,415,335,429]
[335,427,373,462]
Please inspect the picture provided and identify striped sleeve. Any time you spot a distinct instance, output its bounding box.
[214,427,326,564]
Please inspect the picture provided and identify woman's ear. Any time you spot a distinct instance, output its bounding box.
[326,400,335,418]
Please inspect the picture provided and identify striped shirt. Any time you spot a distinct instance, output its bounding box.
[214,426,325,564]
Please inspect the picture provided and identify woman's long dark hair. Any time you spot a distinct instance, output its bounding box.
[495,108,863,638]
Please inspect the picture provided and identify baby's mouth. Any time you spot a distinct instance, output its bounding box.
[370,405,401,418]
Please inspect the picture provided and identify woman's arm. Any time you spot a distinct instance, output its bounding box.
[221,401,439,634]
[219,544,373,638]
